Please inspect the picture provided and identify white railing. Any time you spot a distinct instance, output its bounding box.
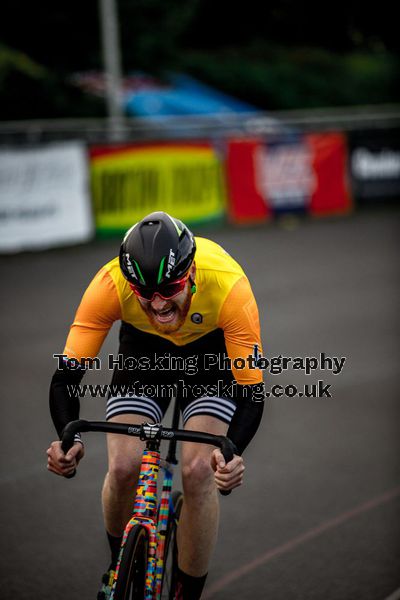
[0,104,399,145]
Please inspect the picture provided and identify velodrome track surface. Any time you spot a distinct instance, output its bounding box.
[0,209,399,600]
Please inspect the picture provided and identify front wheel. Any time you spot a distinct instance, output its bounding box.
[161,490,183,600]
[113,524,149,600]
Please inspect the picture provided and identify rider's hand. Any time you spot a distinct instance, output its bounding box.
[211,449,245,492]
[46,440,84,477]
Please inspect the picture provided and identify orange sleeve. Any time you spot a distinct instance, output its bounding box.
[63,267,122,361]
[218,276,263,384]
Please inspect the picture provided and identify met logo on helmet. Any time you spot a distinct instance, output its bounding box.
[124,253,135,277]
[165,249,176,278]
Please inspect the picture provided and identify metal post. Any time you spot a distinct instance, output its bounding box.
[99,0,125,140]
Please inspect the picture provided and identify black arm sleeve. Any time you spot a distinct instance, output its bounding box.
[227,383,265,455]
[49,366,86,438]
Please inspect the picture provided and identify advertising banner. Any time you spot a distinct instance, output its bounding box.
[226,133,352,222]
[226,139,271,223]
[0,142,93,253]
[348,129,400,202]
[255,134,316,214]
[307,133,352,216]
[90,143,226,234]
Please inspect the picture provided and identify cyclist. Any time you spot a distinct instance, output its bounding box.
[47,211,265,600]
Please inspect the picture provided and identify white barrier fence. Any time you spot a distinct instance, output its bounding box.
[0,142,94,252]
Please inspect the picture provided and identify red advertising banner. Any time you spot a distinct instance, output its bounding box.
[226,133,352,223]
[307,133,352,216]
[226,139,272,223]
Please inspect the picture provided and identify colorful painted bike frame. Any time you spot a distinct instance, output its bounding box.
[61,411,236,600]
[111,447,173,599]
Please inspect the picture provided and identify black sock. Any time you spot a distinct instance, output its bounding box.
[175,567,208,600]
[107,532,123,569]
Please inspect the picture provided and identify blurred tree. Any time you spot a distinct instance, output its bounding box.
[0,44,105,119]
[178,46,399,110]
[0,0,398,118]
[0,0,200,72]
[179,0,399,53]
[118,0,200,72]
[0,0,101,71]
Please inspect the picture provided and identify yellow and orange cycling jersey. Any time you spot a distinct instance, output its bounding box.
[63,237,263,384]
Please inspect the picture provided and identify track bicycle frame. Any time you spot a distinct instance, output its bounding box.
[61,400,236,600]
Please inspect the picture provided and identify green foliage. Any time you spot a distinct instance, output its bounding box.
[0,45,105,120]
[178,46,400,110]
[0,45,46,83]
[118,0,200,73]
[0,1,398,118]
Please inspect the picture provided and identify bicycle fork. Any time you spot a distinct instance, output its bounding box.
[111,448,161,600]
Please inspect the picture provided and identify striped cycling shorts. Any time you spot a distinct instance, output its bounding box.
[106,322,238,426]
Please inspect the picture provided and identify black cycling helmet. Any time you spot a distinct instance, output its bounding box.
[119,211,196,288]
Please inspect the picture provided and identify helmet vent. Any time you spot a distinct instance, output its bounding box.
[119,211,196,287]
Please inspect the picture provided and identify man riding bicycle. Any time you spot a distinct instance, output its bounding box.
[47,211,265,599]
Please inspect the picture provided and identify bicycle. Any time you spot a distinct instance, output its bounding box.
[61,398,236,600]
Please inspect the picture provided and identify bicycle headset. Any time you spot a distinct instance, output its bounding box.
[119,211,197,299]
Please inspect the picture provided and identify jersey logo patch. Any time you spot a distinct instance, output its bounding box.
[191,313,203,324]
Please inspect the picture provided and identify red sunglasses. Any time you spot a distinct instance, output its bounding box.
[129,273,189,301]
